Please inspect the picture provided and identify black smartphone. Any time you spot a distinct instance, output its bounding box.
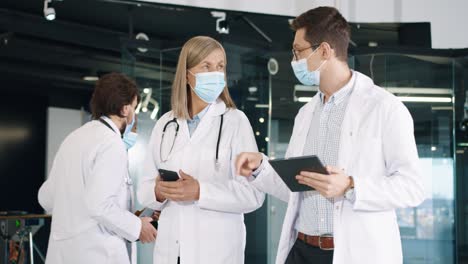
[158,169,180,182]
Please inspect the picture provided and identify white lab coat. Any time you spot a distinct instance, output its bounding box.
[138,100,265,264]
[38,117,141,264]
[252,71,425,264]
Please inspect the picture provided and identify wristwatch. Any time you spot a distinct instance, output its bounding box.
[344,176,355,200]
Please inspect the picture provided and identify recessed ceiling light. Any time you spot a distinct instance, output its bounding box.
[43,0,56,21]
[83,76,99,82]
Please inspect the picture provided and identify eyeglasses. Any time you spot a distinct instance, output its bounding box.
[291,43,321,61]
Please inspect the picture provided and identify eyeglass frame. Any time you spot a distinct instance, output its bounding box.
[291,43,321,61]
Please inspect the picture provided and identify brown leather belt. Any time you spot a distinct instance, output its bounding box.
[297,232,334,250]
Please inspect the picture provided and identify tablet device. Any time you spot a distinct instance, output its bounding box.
[269,155,328,192]
[158,169,180,182]
[134,208,158,230]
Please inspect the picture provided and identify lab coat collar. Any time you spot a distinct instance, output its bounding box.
[292,71,374,159]
[302,71,373,114]
[205,99,227,117]
[335,71,375,170]
[189,104,210,122]
[100,116,123,137]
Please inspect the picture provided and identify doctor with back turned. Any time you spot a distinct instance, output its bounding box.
[38,73,157,264]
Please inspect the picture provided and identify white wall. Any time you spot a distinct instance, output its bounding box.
[340,0,468,49]
[143,0,468,49]
[46,107,86,176]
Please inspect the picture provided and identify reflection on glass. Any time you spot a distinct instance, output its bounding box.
[366,54,455,264]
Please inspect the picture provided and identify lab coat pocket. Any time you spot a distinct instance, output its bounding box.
[347,209,400,261]
[153,216,172,258]
[104,235,129,264]
[198,210,244,262]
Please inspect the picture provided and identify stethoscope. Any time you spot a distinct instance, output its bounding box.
[160,114,224,166]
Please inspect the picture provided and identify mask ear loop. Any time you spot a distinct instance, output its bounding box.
[296,46,326,72]
[307,46,327,72]
[316,60,327,71]
[304,47,318,61]
[187,70,196,91]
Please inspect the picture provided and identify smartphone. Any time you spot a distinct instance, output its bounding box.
[158,169,180,182]
[135,207,154,217]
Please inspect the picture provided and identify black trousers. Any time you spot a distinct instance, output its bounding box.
[285,239,334,264]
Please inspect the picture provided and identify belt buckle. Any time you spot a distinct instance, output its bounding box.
[318,234,334,251]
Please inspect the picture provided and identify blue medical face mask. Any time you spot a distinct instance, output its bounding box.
[123,112,135,136]
[123,131,138,150]
[189,71,226,103]
[290,48,326,86]
[123,113,137,149]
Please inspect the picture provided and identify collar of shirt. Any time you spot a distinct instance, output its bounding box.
[100,116,122,137]
[188,104,211,124]
[318,70,355,105]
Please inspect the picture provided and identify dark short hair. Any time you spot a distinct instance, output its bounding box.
[291,6,351,61]
[90,72,140,119]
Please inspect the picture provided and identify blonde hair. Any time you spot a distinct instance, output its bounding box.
[171,36,236,119]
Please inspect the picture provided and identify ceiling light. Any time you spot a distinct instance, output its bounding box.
[294,85,318,92]
[386,87,452,95]
[43,0,56,21]
[136,32,149,53]
[150,108,158,120]
[149,99,160,120]
[211,11,229,34]
[297,97,313,103]
[248,86,258,94]
[83,76,99,82]
[398,97,452,103]
[293,84,318,102]
[135,102,142,114]
[460,119,468,131]
[218,20,229,34]
[255,104,269,108]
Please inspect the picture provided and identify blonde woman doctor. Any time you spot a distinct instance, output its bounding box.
[137,36,264,264]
